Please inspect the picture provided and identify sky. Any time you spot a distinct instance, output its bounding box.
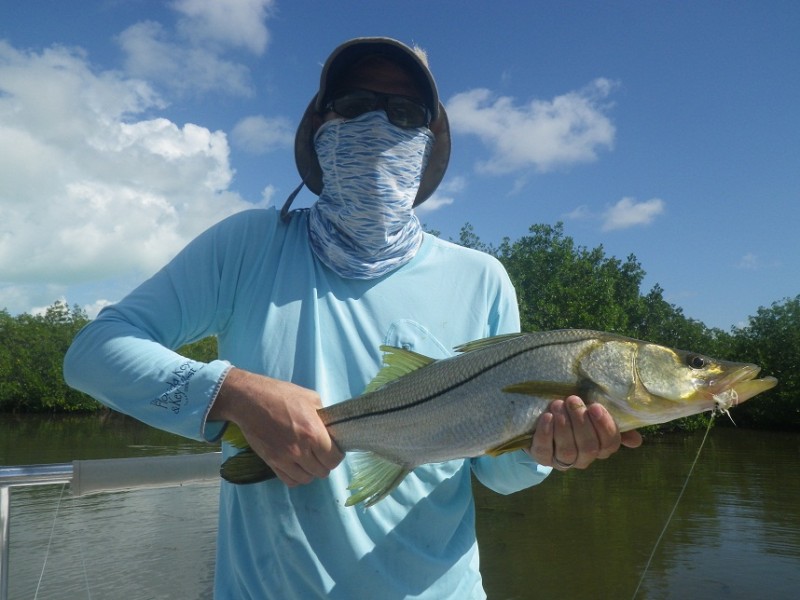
[1,0,798,331]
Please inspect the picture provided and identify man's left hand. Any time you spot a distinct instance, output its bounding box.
[528,396,643,471]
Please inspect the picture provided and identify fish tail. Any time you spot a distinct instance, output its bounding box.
[346,452,410,508]
[220,449,277,484]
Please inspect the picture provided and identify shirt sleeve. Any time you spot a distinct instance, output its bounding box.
[468,259,554,494]
[62,212,255,442]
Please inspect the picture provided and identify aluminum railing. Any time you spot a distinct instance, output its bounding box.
[0,453,221,600]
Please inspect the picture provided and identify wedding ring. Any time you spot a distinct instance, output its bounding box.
[553,456,576,470]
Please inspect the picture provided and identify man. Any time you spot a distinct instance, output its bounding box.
[65,37,641,599]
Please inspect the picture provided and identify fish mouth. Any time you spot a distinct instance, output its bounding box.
[710,365,778,410]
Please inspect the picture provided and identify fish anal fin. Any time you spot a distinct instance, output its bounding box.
[345,452,410,508]
[364,346,435,393]
[220,449,277,484]
[222,423,249,449]
[454,333,527,354]
[486,434,533,457]
[502,381,580,398]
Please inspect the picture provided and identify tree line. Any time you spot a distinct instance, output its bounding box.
[1,222,796,430]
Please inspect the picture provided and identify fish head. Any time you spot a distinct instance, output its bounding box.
[582,338,777,431]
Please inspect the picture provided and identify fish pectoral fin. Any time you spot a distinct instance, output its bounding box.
[220,449,277,485]
[486,434,533,457]
[454,332,527,353]
[345,452,410,508]
[502,381,580,398]
[364,346,436,393]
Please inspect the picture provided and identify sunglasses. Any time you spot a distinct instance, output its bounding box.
[324,89,432,129]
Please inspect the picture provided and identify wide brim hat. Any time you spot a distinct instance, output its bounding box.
[291,37,451,209]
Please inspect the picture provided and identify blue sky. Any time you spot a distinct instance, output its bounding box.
[1,0,797,331]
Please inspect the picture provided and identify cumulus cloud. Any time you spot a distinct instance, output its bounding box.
[447,78,616,174]
[231,115,294,153]
[172,0,274,55]
[601,197,665,231]
[415,176,465,214]
[0,41,260,300]
[117,0,275,97]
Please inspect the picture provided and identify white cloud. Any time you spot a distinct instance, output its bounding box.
[736,252,781,271]
[172,0,274,55]
[117,21,255,97]
[415,176,466,214]
[231,115,294,153]
[601,197,665,231]
[738,253,760,270]
[0,41,260,300]
[563,204,593,221]
[446,78,616,174]
[116,0,275,97]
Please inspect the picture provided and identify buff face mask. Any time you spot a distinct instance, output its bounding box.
[308,110,434,279]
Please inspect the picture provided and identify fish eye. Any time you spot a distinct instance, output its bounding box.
[687,355,707,369]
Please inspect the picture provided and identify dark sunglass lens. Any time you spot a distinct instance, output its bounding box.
[331,91,377,118]
[386,97,429,128]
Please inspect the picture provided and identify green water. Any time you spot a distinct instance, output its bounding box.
[2,414,799,599]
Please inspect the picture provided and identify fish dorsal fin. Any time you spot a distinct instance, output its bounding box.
[502,381,580,398]
[486,433,533,457]
[454,332,527,353]
[364,345,436,393]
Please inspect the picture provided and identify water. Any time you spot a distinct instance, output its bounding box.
[2,414,799,599]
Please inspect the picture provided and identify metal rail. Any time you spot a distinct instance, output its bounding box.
[0,454,220,600]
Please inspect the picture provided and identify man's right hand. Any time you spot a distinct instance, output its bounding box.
[209,368,344,486]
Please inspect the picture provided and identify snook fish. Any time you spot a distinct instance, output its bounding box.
[220,329,777,507]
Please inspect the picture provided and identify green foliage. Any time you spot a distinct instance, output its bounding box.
[494,223,646,333]
[0,301,100,412]
[0,300,219,413]
[178,336,219,363]
[726,296,800,429]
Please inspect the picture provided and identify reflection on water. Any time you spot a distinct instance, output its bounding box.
[2,415,799,599]
[9,484,218,600]
[475,428,800,600]
[1,414,219,600]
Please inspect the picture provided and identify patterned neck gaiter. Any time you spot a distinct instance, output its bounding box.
[308,110,434,279]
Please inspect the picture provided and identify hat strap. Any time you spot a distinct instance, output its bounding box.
[280,181,306,222]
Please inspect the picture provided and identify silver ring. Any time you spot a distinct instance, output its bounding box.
[553,456,575,470]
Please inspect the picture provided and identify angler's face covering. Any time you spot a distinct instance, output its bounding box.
[308,110,434,279]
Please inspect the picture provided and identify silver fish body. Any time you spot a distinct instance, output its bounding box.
[221,329,777,506]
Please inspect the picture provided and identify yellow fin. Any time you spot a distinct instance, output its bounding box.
[486,434,533,457]
[454,332,527,354]
[364,345,435,393]
[222,423,249,449]
[502,381,580,398]
[345,452,410,507]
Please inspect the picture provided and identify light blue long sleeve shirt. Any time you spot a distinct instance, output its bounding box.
[64,207,551,599]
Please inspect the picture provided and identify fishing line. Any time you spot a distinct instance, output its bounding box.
[630,416,716,600]
[75,497,94,600]
[34,481,67,600]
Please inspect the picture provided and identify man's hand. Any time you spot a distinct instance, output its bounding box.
[528,396,643,471]
[210,368,344,486]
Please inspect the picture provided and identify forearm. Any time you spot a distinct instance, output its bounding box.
[64,308,231,441]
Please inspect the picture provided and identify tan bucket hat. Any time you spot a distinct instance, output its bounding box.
[282,37,451,218]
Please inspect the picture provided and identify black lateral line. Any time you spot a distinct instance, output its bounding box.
[325,337,583,427]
